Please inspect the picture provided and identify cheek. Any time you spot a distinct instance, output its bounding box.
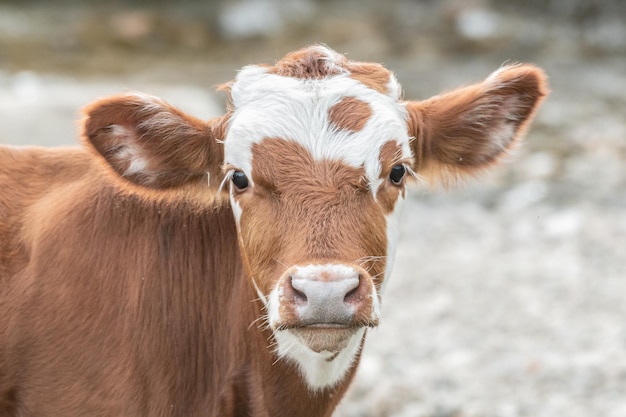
[351,200,389,288]
[381,194,406,293]
[376,183,403,215]
[236,196,285,294]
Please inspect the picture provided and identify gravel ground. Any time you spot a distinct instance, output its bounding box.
[1,2,625,416]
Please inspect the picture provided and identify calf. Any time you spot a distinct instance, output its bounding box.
[0,45,547,417]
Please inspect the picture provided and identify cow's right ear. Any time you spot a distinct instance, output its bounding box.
[82,92,225,191]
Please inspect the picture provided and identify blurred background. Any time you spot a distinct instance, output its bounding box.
[1,1,625,416]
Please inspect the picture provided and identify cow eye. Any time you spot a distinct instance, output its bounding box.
[231,171,249,190]
[389,165,406,185]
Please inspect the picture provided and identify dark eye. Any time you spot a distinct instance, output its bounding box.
[389,165,406,185]
[231,171,249,190]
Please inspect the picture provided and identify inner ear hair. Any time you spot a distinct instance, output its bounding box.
[406,64,549,187]
[81,92,226,195]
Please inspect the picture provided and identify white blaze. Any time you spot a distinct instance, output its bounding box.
[224,65,412,187]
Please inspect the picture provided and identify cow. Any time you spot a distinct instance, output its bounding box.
[0,45,548,417]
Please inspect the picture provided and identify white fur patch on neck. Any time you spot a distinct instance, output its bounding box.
[265,263,377,389]
[224,67,412,190]
[273,327,365,390]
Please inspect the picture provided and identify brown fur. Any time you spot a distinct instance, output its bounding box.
[376,141,408,214]
[328,96,373,134]
[347,62,392,95]
[268,47,347,79]
[0,46,548,417]
[83,94,224,192]
[229,45,394,97]
[240,138,388,296]
[0,145,355,417]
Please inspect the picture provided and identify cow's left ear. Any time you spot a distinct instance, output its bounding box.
[405,64,548,185]
[82,92,225,190]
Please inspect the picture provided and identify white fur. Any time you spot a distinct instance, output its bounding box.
[385,72,402,101]
[483,65,527,151]
[489,122,515,153]
[108,124,132,138]
[370,284,382,323]
[229,192,243,227]
[127,91,167,107]
[107,132,149,178]
[251,278,268,307]
[273,327,366,390]
[267,282,282,329]
[265,263,380,389]
[485,63,519,86]
[313,44,350,75]
[124,157,148,176]
[224,67,412,188]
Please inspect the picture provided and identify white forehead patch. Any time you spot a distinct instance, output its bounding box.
[223,66,412,190]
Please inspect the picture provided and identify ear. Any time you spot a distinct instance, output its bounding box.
[405,64,549,185]
[82,92,225,190]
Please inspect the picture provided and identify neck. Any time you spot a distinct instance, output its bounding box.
[94,189,361,417]
[221,270,363,417]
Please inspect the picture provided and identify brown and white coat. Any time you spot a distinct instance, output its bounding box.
[0,45,548,417]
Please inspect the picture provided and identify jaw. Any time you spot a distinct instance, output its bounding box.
[273,327,368,390]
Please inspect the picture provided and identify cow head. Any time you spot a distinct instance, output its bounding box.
[83,45,548,389]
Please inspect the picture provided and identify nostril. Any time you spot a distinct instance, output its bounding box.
[290,276,308,304]
[343,287,358,303]
[293,287,308,303]
[343,275,362,304]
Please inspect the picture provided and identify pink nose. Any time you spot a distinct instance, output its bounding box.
[280,264,375,327]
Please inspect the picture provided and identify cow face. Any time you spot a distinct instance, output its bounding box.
[221,48,412,386]
[83,45,547,390]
